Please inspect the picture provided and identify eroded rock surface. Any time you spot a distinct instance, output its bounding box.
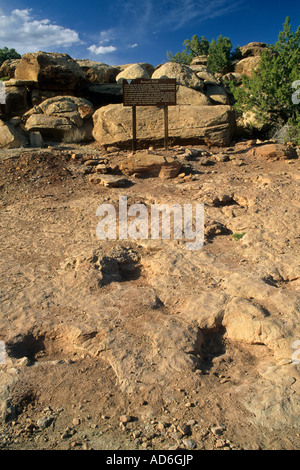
[0,141,299,450]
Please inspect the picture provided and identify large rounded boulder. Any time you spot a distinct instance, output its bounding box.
[15,51,87,90]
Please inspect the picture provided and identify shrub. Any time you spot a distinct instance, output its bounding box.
[167,34,241,74]
[230,17,300,143]
[0,47,21,66]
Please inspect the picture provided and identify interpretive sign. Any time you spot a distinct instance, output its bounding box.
[123,79,176,107]
[123,78,177,151]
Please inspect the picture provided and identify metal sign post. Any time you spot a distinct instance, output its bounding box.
[123,79,176,152]
[132,105,137,152]
[164,106,168,151]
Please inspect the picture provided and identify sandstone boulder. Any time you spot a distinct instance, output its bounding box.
[176,85,211,106]
[76,60,120,83]
[31,89,75,107]
[24,96,94,142]
[205,84,230,105]
[0,82,5,105]
[190,55,208,66]
[240,42,268,58]
[0,119,28,148]
[119,152,182,177]
[4,79,36,87]
[221,72,243,84]
[189,65,219,84]
[234,56,261,78]
[152,62,204,90]
[3,83,30,116]
[38,96,93,119]
[249,143,298,160]
[15,51,87,90]
[116,64,151,83]
[92,103,235,147]
[0,59,20,79]
[25,114,73,138]
[83,83,123,108]
[116,63,155,76]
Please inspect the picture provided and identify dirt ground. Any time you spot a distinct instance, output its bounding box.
[0,140,299,451]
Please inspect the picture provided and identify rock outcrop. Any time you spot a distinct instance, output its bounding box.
[176,85,211,105]
[189,65,219,84]
[0,59,20,79]
[92,103,235,147]
[240,42,268,58]
[0,51,235,145]
[190,55,208,66]
[3,81,30,116]
[233,41,269,78]
[0,119,28,148]
[76,60,120,84]
[116,63,151,83]
[249,143,298,160]
[152,62,204,91]
[205,84,230,105]
[24,96,94,142]
[119,152,182,177]
[15,51,87,90]
[234,56,261,78]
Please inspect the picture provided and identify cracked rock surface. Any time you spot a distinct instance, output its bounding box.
[0,141,299,450]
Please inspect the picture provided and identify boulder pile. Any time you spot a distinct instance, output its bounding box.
[0,44,271,149]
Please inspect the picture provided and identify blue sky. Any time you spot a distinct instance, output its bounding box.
[0,0,299,66]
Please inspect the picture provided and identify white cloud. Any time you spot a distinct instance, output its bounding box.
[98,29,116,44]
[155,0,244,30]
[87,28,118,56]
[0,9,82,53]
[87,44,117,55]
[116,0,244,32]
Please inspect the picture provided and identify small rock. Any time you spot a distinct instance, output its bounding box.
[70,440,81,448]
[211,425,225,436]
[182,438,197,449]
[17,357,31,367]
[220,378,229,384]
[200,158,214,166]
[169,432,182,442]
[157,422,166,431]
[177,424,191,436]
[186,419,197,426]
[214,153,229,162]
[37,416,53,430]
[84,159,99,166]
[106,146,120,153]
[95,164,108,174]
[72,418,81,426]
[215,438,227,448]
[119,415,132,424]
[89,174,129,187]
[61,430,71,439]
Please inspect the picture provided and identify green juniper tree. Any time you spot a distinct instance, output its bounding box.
[206,35,233,74]
[230,17,300,143]
[167,35,210,65]
[167,34,240,74]
[0,47,21,66]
